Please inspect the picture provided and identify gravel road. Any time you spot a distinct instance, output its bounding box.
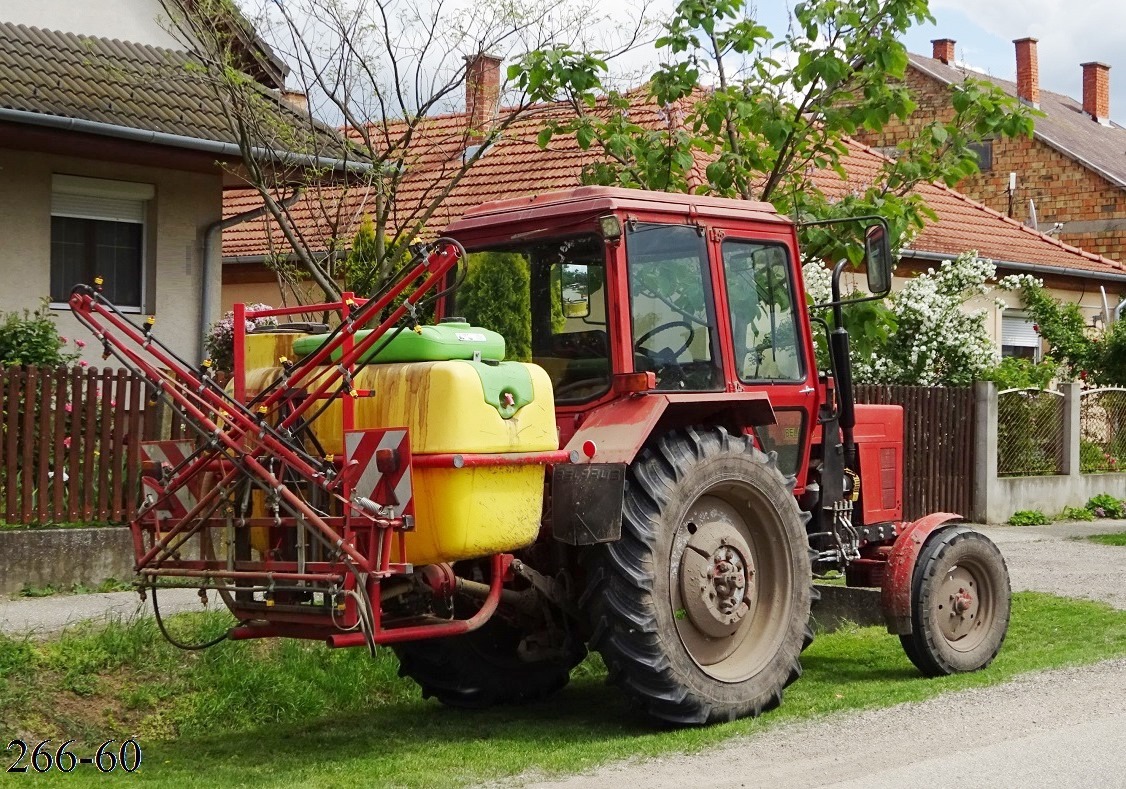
[0,588,210,637]
[523,520,1126,789]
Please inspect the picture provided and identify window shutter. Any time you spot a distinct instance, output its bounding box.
[51,174,153,223]
[51,192,145,223]
[1002,314,1039,348]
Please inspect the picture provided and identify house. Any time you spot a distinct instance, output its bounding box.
[856,38,1126,267]
[0,0,362,363]
[220,56,1126,362]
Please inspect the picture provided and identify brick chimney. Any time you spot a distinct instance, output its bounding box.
[931,38,956,65]
[1082,61,1111,123]
[281,90,309,114]
[465,52,502,144]
[1014,37,1040,108]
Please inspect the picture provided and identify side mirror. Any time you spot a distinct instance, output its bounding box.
[864,223,892,295]
[559,263,591,318]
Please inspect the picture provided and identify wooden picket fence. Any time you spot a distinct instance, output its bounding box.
[855,384,976,521]
[0,366,157,525]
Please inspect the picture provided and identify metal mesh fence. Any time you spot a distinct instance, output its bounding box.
[1079,388,1126,473]
[997,388,1065,477]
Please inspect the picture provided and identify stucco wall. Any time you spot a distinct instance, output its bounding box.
[3,0,182,49]
[0,148,223,363]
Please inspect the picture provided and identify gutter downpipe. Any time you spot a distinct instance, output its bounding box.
[200,188,303,361]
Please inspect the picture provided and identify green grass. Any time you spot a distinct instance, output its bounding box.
[3,592,1126,787]
[1087,531,1126,546]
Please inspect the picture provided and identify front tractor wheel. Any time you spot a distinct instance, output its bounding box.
[581,427,813,725]
[900,526,1011,676]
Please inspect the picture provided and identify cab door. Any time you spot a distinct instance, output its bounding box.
[710,228,819,493]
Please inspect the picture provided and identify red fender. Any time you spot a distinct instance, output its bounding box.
[880,512,962,635]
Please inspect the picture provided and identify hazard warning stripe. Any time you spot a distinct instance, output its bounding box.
[344,428,413,517]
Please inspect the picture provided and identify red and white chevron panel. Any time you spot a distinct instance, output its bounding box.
[344,428,414,518]
[140,440,201,521]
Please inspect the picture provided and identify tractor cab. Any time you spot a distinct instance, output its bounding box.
[444,187,820,481]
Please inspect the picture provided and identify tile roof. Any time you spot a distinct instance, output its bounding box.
[0,22,349,158]
[907,52,1126,189]
[221,95,1126,280]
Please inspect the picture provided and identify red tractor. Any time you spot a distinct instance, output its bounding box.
[70,186,1010,725]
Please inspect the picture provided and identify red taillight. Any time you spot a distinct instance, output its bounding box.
[376,447,401,475]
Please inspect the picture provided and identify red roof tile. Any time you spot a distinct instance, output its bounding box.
[222,96,1126,279]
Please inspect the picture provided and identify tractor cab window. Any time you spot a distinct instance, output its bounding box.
[452,235,611,403]
[721,240,804,382]
[626,224,720,391]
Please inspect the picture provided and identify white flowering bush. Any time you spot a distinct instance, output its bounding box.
[205,303,277,372]
[854,251,999,386]
[801,261,833,306]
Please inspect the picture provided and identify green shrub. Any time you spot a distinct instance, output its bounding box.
[1059,505,1096,521]
[980,356,1059,390]
[1085,493,1126,519]
[1007,509,1051,526]
[0,304,79,367]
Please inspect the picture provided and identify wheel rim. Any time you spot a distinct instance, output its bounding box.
[934,560,995,652]
[669,481,795,683]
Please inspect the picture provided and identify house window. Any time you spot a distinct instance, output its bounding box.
[1001,313,1040,361]
[968,139,993,172]
[50,175,153,311]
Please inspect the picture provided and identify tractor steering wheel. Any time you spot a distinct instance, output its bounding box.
[634,320,695,359]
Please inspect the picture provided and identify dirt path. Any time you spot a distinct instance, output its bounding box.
[979,521,1126,609]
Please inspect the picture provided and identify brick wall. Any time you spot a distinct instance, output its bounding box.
[856,67,1126,263]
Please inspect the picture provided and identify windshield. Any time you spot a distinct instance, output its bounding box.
[450,234,610,403]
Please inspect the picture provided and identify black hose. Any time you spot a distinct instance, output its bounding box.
[150,585,230,651]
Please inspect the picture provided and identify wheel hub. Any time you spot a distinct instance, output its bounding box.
[679,522,756,638]
[938,566,981,642]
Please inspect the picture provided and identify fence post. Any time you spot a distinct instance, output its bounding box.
[972,380,997,523]
[1061,382,1082,477]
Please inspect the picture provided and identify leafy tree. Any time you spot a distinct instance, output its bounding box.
[515,0,1036,264]
[456,252,533,361]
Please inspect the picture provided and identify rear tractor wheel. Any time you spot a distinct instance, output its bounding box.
[581,427,813,725]
[393,604,585,709]
[900,526,1011,676]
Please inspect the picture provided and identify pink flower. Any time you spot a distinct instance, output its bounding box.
[64,403,72,413]
[63,437,71,449]
[110,400,116,408]
[60,337,68,345]
[75,339,86,349]
[78,360,88,367]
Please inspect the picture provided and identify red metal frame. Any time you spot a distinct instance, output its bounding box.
[67,239,564,649]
